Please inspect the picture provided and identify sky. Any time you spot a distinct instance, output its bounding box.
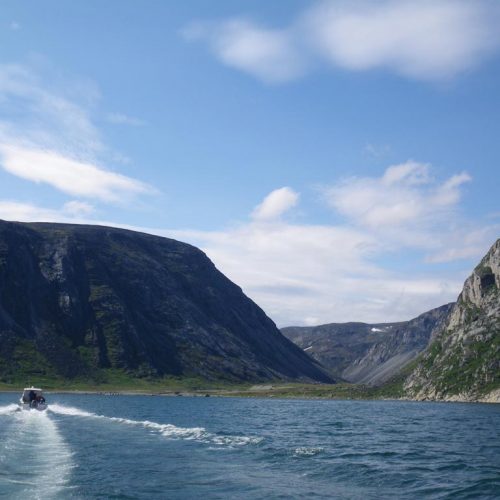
[0,0,499,327]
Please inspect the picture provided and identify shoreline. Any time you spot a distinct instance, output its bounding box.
[1,386,498,403]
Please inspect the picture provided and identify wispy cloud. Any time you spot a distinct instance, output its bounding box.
[184,0,500,83]
[0,200,93,222]
[105,112,146,127]
[322,161,485,260]
[62,200,95,217]
[364,143,392,159]
[0,64,102,155]
[0,63,152,203]
[324,161,469,230]
[183,20,306,83]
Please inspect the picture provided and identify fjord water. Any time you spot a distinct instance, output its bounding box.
[0,394,498,499]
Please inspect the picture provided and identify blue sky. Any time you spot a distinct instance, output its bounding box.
[1,0,499,326]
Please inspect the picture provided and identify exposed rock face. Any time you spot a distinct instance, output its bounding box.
[0,220,332,383]
[282,303,452,386]
[283,322,398,382]
[343,305,453,385]
[404,239,500,402]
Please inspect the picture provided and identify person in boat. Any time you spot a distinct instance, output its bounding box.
[29,390,37,408]
[36,394,45,404]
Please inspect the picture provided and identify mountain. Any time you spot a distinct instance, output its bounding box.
[403,239,500,402]
[0,220,332,384]
[282,304,453,386]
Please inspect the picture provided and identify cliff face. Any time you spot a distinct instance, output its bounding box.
[0,220,332,383]
[404,239,500,402]
[282,303,452,386]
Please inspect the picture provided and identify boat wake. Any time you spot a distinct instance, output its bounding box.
[48,404,262,447]
[0,404,19,416]
[0,409,74,499]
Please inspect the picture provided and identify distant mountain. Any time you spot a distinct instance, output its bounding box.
[282,304,453,386]
[0,220,332,384]
[403,239,500,402]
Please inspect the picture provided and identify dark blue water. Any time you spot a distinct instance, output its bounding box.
[0,394,499,499]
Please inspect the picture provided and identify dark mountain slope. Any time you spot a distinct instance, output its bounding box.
[0,220,331,383]
[282,304,452,385]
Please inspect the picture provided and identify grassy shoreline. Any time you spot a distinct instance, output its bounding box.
[0,380,384,400]
[2,383,497,402]
[3,369,494,402]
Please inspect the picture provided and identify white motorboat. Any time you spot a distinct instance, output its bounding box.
[19,387,48,411]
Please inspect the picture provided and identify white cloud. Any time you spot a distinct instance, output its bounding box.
[322,163,499,270]
[324,161,471,231]
[432,172,472,206]
[306,0,500,81]
[105,112,146,127]
[174,162,496,325]
[62,200,95,217]
[184,0,500,83]
[251,187,299,221]
[169,215,465,327]
[0,144,151,202]
[166,170,497,325]
[182,19,306,83]
[0,201,59,222]
[382,162,431,186]
[10,22,20,31]
[0,63,152,203]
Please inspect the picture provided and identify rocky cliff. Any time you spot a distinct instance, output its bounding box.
[0,220,332,383]
[404,239,500,402]
[282,303,452,386]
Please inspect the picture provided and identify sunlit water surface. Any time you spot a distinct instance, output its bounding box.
[0,393,499,499]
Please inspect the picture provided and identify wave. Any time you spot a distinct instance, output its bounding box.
[0,404,19,416]
[48,404,262,447]
[293,447,324,457]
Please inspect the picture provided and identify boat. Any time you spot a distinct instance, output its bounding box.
[19,387,48,411]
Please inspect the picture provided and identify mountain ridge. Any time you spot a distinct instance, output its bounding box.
[282,304,453,386]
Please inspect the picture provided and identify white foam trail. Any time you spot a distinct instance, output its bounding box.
[48,404,94,418]
[0,410,74,499]
[0,404,19,415]
[49,404,262,447]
